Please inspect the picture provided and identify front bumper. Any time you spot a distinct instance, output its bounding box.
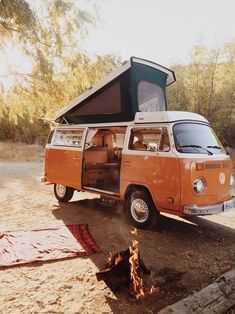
[183,197,235,216]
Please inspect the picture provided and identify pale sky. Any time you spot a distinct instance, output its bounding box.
[0,0,235,89]
[83,0,235,66]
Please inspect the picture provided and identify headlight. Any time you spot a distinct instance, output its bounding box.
[193,178,205,193]
[230,174,235,186]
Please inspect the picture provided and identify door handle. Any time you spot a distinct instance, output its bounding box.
[124,161,131,166]
[73,157,80,161]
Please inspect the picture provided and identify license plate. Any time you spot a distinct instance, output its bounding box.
[223,200,234,211]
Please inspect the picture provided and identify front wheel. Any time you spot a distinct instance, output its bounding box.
[54,184,74,202]
[125,190,160,229]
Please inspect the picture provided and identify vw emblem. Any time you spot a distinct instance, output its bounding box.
[219,172,225,185]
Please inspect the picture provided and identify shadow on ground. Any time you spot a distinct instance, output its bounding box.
[51,195,235,313]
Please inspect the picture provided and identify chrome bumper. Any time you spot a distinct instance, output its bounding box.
[183,197,235,216]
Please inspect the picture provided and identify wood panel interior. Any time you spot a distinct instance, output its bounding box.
[83,127,126,193]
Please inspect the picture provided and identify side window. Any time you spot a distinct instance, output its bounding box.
[129,127,170,152]
[53,129,84,147]
[138,81,165,112]
[114,133,125,148]
[47,129,55,144]
[85,128,98,149]
[159,128,170,152]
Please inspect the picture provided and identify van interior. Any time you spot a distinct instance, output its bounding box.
[83,127,126,195]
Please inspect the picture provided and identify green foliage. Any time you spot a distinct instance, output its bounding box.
[0,0,36,44]
[168,40,235,147]
[0,0,99,79]
[0,0,120,144]
[0,53,120,144]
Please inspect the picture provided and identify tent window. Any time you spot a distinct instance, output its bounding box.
[138,81,165,112]
[71,82,121,116]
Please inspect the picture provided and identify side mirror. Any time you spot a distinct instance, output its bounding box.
[148,144,158,152]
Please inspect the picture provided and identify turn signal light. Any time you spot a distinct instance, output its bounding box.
[196,163,204,171]
[168,197,174,203]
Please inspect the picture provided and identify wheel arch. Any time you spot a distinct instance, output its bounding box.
[54,183,74,202]
[124,183,159,212]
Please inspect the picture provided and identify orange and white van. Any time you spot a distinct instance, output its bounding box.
[43,111,235,228]
[43,57,235,228]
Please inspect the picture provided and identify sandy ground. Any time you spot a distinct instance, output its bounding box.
[0,157,235,313]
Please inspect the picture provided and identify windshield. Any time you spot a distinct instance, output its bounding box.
[173,123,226,155]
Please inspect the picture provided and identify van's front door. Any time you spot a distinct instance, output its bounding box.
[121,126,181,213]
[45,128,86,189]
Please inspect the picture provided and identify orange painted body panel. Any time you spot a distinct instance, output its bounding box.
[179,156,232,211]
[120,153,233,215]
[120,153,181,212]
[45,148,83,189]
[44,144,233,218]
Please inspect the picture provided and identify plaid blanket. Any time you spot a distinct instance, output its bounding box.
[0,224,101,267]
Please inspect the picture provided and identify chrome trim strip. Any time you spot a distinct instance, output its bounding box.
[83,186,119,196]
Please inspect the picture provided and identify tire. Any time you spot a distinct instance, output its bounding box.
[125,190,159,229]
[54,184,74,202]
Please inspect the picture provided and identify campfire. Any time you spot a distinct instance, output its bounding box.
[96,229,159,299]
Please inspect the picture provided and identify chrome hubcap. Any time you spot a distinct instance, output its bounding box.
[56,184,66,197]
[131,198,149,223]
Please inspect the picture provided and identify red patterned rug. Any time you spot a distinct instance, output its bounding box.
[0,224,101,267]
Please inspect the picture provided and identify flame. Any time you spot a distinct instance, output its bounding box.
[104,238,159,299]
[131,228,138,235]
[106,251,123,268]
[148,285,159,295]
[129,240,145,299]
[114,253,123,265]
[106,251,113,267]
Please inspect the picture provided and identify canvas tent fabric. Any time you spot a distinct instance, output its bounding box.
[55,57,176,124]
[0,224,101,267]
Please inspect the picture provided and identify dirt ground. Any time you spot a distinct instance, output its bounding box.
[0,151,235,313]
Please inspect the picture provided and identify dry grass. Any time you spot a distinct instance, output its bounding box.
[0,141,44,161]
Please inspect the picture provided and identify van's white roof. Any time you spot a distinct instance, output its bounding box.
[56,111,209,128]
[134,111,209,124]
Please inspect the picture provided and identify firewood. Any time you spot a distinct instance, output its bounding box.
[96,245,151,294]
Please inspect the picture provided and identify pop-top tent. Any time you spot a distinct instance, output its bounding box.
[55,57,176,124]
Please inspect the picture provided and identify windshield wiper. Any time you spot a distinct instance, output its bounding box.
[207,145,222,149]
[178,145,213,155]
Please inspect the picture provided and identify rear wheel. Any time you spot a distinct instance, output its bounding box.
[126,190,159,229]
[54,184,74,202]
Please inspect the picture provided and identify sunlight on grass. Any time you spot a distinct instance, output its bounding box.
[0,141,44,161]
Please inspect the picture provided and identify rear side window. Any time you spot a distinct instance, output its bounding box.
[47,130,55,144]
[53,129,84,147]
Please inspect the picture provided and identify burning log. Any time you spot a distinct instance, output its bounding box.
[96,239,158,299]
[96,249,131,290]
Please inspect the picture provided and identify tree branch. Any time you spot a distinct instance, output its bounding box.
[0,21,18,32]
